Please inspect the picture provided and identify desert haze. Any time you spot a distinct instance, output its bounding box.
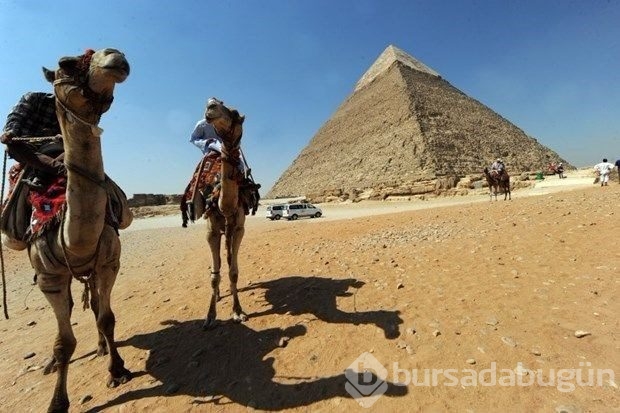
[0,177,618,413]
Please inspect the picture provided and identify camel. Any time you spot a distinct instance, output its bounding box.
[12,48,132,413]
[201,98,248,330]
[483,167,511,201]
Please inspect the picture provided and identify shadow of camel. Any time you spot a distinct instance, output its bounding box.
[88,320,406,411]
[246,275,403,339]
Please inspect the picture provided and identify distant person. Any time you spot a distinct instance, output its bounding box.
[1,92,65,190]
[616,158,620,183]
[490,158,505,176]
[556,162,565,179]
[594,158,614,187]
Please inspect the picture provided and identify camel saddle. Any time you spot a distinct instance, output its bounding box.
[1,163,131,246]
[181,153,261,224]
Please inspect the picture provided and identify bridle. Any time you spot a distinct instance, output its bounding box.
[53,77,107,137]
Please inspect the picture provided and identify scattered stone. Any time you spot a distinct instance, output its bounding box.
[432,330,441,337]
[501,336,517,347]
[396,340,407,349]
[514,364,529,376]
[530,348,542,356]
[574,330,591,338]
[396,282,404,289]
[23,352,35,360]
[405,327,416,336]
[405,345,415,355]
[485,317,499,326]
[79,395,93,404]
[278,337,290,348]
[466,358,476,365]
[26,321,36,327]
[555,404,582,413]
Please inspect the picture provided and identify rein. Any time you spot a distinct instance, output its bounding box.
[59,208,102,310]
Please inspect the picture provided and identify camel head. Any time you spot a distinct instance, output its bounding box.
[43,48,130,125]
[204,97,245,145]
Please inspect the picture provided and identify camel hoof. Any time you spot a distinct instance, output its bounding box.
[232,312,248,323]
[107,369,132,388]
[43,357,57,375]
[203,318,219,330]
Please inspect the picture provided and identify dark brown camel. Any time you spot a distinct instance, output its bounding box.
[483,167,511,201]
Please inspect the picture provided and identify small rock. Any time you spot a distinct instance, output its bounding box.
[501,336,517,347]
[23,352,35,360]
[405,345,414,355]
[432,330,441,337]
[514,364,529,376]
[396,340,407,349]
[555,404,582,413]
[405,327,416,336]
[26,321,37,326]
[466,358,476,365]
[574,330,591,338]
[278,337,290,348]
[485,317,499,326]
[530,348,542,356]
[396,282,404,289]
[79,395,93,404]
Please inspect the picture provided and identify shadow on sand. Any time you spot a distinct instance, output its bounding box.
[88,275,405,411]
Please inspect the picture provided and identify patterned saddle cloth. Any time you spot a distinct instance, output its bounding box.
[181,153,261,225]
[1,163,130,243]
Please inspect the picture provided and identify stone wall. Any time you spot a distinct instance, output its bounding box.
[128,194,183,207]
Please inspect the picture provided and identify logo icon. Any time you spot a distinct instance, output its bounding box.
[345,352,388,408]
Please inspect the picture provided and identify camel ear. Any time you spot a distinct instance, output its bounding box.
[232,110,245,125]
[42,67,56,83]
[58,56,80,76]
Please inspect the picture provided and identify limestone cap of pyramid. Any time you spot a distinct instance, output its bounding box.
[355,44,440,92]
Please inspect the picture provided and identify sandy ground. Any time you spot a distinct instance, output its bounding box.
[0,173,618,413]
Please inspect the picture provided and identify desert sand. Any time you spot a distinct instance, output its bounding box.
[0,173,618,413]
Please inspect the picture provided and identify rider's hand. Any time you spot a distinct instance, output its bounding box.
[0,131,14,144]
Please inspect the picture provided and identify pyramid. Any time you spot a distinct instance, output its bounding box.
[267,45,571,200]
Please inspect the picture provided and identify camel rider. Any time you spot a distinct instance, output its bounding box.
[190,107,249,175]
[1,92,65,190]
[490,158,505,176]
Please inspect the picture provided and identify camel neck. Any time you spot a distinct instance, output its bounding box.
[60,120,107,253]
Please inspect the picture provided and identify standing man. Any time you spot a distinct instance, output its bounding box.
[615,158,620,183]
[594,158,615,187]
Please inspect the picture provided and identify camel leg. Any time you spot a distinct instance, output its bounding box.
[204,217,223,330]
[88,279,108,356]
[95,264,132,388]
[226,211,247,323]
[38,273,75,413]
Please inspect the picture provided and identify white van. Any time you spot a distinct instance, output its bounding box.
[266,204,285,220]
[282,203,322,220]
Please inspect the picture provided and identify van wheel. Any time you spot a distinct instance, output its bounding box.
[274,215,281,220]
[291,214,298,220]
[314,212,322,218]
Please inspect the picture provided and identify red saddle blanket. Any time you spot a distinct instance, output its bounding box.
[181,153,222,222]
[27,176,67,236]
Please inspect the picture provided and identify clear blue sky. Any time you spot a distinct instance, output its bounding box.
[1,0,618,197]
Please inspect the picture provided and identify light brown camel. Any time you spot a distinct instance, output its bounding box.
[202,97,248,330]
[483,167,511,201]
[17,48,131,413]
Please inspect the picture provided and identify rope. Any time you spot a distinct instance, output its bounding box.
[1,150,9,318]
[11,135,61,143]
[59,208,102,310]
